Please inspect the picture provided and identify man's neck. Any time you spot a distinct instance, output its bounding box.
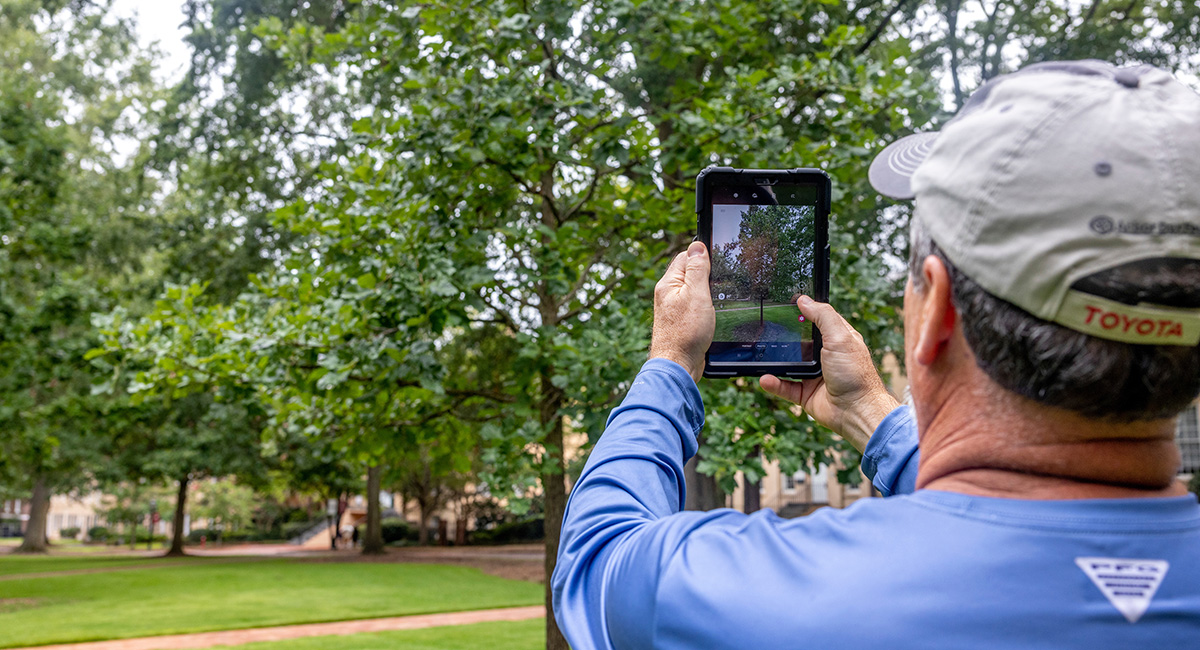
[914,381,1188,500]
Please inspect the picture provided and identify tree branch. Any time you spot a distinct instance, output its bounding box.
[947,0,966,110]
[559,270,624,323]
[856,0,914,55]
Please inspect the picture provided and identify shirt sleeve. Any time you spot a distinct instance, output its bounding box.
[552,357,729,650]
[860,404,920,496]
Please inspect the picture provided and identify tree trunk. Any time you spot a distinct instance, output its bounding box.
[684,455,725,511]
[760,298,764,326]
[946,0,965,110]
[416,499,430,545]
[166,476,189,557]
[540,372,569,650]
[455,517,467,545]
[362,464,385,555]
[743,474,761,514]
[130,518,138,550]
[744,446,762,514]
[15,476,51,553]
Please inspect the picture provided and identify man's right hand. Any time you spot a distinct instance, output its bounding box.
[760,296,899,452]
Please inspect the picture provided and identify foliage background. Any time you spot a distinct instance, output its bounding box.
[4,1,1200,648]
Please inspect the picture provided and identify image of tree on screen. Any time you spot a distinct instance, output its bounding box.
[712,204,815,342]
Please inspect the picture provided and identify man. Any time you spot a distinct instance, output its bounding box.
[552,61,1200,649]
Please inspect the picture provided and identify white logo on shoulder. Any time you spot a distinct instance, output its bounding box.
[1075,557,1169,623]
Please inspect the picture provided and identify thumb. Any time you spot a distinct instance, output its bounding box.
[684,241,709,284]
[797,295,850,336]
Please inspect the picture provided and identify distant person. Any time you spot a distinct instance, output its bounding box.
[351,525,360,549]
[553,61,1200,648]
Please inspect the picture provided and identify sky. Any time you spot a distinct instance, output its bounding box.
[111,0,189,83]
[712,205,746,250]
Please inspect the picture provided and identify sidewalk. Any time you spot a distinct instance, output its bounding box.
[4,606,546,650]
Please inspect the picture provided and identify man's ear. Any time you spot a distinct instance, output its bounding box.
[913,255,958,367]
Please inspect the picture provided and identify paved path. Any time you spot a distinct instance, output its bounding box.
[4,606,546,650]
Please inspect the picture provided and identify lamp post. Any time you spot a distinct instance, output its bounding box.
[327,498,338,550]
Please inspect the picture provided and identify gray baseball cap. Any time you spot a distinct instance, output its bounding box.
[870,60,1200,346]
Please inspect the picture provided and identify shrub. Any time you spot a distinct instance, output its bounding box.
[282,520,319,540]
[356,518,417,544]
[135,532,168,545]
[186,528,217,543]
[472,517,544,545]
[59,526,81,540]
[221,530,255,543]
[86,526,110,542]
[382,518,417,543]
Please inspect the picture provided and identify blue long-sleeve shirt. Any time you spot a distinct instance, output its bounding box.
[553,358,1200,649]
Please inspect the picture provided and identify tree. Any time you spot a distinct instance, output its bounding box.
[192,478,257,541]
[88,3,1200,649]
[96,389,270,556]
[248,4,937,647]
[731,204,816,325]
[0,1,158,553]
[151,0,353,303]
[917,0,1200,110]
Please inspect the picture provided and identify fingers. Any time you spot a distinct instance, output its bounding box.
[666,249,688,277]
[797,296,860,344]
[684,241,708,284]
[656,250,689,296]
[760,374,806,404]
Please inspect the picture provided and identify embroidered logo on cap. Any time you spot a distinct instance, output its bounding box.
[1075,557,1169,623]
[1056,291,1200,346]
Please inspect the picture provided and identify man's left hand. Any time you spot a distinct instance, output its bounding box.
[649,241,715,383]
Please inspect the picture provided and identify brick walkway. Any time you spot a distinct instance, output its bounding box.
[6,606,546,650]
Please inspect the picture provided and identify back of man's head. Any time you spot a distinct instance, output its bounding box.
[870,61,1200,421]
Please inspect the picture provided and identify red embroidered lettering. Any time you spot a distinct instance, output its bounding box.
[1084,305,1103,324]
[1100,313,1119,329]
[1136,320,1154,335]
[1120,314,1136,332]
[1166,323,1183,338]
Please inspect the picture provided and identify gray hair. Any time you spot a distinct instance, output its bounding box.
[908,218,1200,421]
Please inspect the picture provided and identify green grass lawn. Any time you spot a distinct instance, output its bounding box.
[237,619,544,650]
[714,303,811,341]
[0,554,168,576]
[0,558,541,648]
[0,538,167,554]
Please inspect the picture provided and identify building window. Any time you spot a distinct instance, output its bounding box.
[782,472,805,494]
[1177,404,1200,473]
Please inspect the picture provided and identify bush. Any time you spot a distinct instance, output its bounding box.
[87,526,110,542]
[472,517,544,545]
[186,528,218,543]
[282,520,320,541]
[186,528,268,544]
[221,530,256,543]
[356,518,417,544]
[382,518,417,543]
[59,526,80,540]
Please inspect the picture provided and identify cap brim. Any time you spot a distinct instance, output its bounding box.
[868,132,941,200]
